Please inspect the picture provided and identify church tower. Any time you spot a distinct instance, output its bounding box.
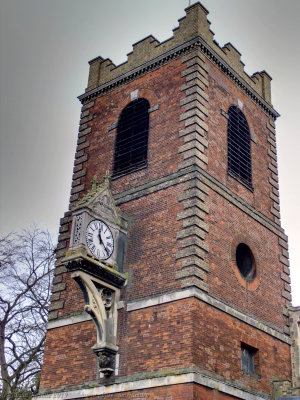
[37,3,294,399]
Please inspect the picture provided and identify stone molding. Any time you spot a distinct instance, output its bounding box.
[127,287,291,344]
[78,36,279,120]
[114,166,286,240]
[47,313,92,330]
[273,379,300,399]
[47,287,290,344]
[47,301,125,330]
[34,370,270,400]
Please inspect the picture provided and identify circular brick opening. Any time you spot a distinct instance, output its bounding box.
[236,243,256,281]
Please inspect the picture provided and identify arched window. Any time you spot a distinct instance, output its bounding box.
[113,98,150,176]
[227,106,252,187]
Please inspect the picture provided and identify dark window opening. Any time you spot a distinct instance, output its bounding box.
[241,343,257,375]
[236,243,256,281]
[113,98,150,177]
[227,106,252,188]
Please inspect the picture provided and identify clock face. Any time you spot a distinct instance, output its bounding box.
[85,220,114,260]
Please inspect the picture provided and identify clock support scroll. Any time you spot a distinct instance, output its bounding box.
[63,174,128,376]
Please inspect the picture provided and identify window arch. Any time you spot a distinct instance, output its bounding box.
[227,106,252,187]
[113,98,150,176]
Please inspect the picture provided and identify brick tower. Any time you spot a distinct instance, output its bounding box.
[37,3,294,399]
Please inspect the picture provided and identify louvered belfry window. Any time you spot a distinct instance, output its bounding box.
[113,98,150,176]
[227,106,252,187]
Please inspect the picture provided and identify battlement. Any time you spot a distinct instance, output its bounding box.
[86,2,272,105]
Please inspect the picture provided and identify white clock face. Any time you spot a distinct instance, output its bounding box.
[85,220,114,260]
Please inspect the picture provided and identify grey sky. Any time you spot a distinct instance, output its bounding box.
[0,0,299,305]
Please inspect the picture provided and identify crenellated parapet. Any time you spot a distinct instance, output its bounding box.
[86,2,273,107]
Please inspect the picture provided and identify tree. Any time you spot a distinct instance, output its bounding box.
[0,227,55,400]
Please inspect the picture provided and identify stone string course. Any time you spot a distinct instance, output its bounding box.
[48,287,291,345]
[34,370,271,400]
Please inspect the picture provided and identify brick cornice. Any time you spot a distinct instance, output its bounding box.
[78,36,279,120]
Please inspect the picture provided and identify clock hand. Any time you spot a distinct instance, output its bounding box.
[98,230,108,257]
[104,246,110,255]
[98,229,103,245]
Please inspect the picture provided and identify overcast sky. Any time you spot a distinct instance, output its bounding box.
[0,0,299,305]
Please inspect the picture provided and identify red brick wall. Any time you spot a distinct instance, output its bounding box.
[55,56,188,317]
[206,192,287,329]
[84,57,186,195]
[40,321,98,390]
[192,298,291,394]
[194,386,243,400]
[40,298,291,393]
[57,182,185,319]
[119,185,184,301]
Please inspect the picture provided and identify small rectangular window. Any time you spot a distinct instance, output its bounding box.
[241,343,257,375]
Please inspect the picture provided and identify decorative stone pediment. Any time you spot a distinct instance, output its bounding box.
[72,173,125,228]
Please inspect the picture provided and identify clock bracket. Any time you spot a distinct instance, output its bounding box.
[66,251,127,376]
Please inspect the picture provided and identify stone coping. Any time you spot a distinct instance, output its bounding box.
[34,370,270,400]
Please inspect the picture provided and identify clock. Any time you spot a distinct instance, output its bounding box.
[86,219,114,260]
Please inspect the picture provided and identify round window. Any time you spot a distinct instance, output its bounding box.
[235,243,256,281]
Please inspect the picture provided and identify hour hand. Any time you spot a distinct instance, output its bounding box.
[98,229,103,245]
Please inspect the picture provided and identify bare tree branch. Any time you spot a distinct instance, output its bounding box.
[0,226,55,400]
